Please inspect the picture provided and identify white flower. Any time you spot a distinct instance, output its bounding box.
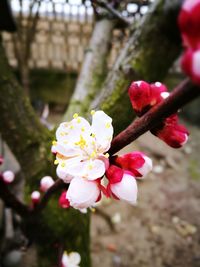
[66,177,100,209]
[40,176,54,192]
[2,170,15,184]
[53,111,113,181]
[62,251,81,267]
[110,173,138,205]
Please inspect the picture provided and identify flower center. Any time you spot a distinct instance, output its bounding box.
[74,135,87,149]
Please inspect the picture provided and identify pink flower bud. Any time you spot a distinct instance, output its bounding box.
[58,191,70,209]
[109,173,138,205]
[105,165,124,184]
[114,152,152,178]
[31,191,41,204]
[40,176,54,192]
[66,177,100,209]
[181,49,200,85]
[178,0,200,49]
[2,170,15,184]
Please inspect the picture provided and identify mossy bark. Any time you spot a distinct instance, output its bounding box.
[0,38,91,267]
[91,0,183,134]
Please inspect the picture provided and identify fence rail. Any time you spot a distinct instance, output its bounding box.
[3,0,151,72]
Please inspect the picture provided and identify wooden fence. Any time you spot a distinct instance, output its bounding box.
[2,0,151,72]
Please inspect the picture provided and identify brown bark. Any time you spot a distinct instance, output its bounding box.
[91,0,183,134]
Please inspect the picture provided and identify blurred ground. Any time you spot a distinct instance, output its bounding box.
[91,124,200,267]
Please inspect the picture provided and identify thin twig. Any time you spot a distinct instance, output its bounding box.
[0,179,30,217]
[108,79,200,155]
[34,179,66,213]
[93,0,130,26]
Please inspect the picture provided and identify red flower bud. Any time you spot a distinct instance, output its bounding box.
[151,114,189,148]
[105,165,124,184]
[59,191,70,209]
[178,0,200,49]
[181,49,200,85]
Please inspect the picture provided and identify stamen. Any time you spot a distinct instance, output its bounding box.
[91,110,95,115]
[77,118,81,123]
[81,127,85,132]
[91,133,95,138]
[88,164,93,170]
[54,159,59,165]
[61,162,66,167]
[105,122,111,128]
[73,113,79,119]
[104,153,109,158]
[52,140,57,146]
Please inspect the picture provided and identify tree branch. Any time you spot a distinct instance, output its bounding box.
[0,179,30,217]
[108,79,200,155]
[34,179,66,213]
[91,0,183,134]
[93,0,130,26]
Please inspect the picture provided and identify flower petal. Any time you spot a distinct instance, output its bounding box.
[91,111,113,152]
[68,252,81,265]
[67,177,100,209]
[55,142,82,157]
[110,173,138,205]
[56,117,91,144]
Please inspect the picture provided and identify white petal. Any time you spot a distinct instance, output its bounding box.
[56,117,91,144]
[110,173,138,205]
[85,159,106,180]
[183,0,197,11]
[193,50,200,77]
[56,165,73,183]
[67,177,100,209]
[91,111,113,152]
[68,252,81,265]
[137,156,152,177]
[66,159,105,180]
[62,252,69,267]
[55,142,82,157]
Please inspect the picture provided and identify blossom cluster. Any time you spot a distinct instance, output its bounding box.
[128,81,189,148]
[0,156,15,184]
[52,111,152,211]
[178,0,200,85]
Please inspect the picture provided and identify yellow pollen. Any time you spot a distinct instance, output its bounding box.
[54,159,59,165]
[60,132,65,136]
[88,164,93,170]
[61,162,66,167]
[92,141,95,145]
[52,140,57,146]
[105,122,111,128]
[73,113,79,119]
[64,123,69,127]
[90,151,96,159]
[81,127,85,132]
[91,110,95,115]
[105,153,109,158]
[70,125,74,129]
[77,118,81,123]
[90,207,96,213]
[91,133,95,138]
[75,135,87,149]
